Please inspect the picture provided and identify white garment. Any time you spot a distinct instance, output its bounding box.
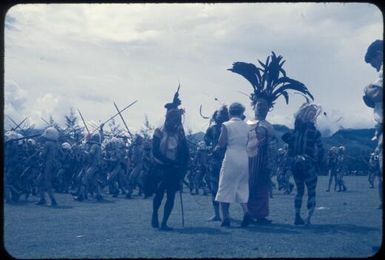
[215,117,249,203]
[373,64,383,124]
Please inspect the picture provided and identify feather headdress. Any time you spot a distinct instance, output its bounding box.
[164,84,182,111]
[294,102,322,124]
[228,52,314,109]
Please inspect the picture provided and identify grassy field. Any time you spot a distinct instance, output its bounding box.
[3,176,383,258]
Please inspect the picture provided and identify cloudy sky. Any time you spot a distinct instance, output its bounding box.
[4,3,383,135]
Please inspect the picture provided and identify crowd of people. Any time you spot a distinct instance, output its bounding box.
[4,126,154,205]
[4,39,383,230]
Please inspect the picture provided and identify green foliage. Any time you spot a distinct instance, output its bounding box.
[140,114,154,141]
[108,118,122,136]
[64,107,78,129]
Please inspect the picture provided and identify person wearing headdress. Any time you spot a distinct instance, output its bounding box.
[214,102,250,227]
[204,105,229,221]
[151,86,189,231]
[71,143,88,200]
[335,146,347,192]
[142,139,155,199]
[55,142,75,193]
[4,131,26,203]
[368,151,380,189]
[85,132,104,201]
[228,52,314,226]
[36,127,60,206]
[245,97,277,225]
[20,138,40,200]
[276,146,294,195]
[363,39,383,209]
[75,125,104,202]
[326,146,339,192]
[192,141,210,195]
[282,103,324,225]
[104,136,127,198]
[127,134,145,198]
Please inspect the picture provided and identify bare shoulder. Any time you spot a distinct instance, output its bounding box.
[260,120,275,136]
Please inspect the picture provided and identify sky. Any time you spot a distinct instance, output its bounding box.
[4,3,383,136]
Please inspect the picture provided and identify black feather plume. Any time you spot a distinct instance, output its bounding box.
[229,51,314,109]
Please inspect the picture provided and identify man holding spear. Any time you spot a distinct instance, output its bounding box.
[151,86,189,231]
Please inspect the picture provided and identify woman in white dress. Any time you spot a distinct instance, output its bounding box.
[214,102,250,227]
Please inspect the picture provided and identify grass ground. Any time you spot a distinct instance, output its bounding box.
[3,176,383,258]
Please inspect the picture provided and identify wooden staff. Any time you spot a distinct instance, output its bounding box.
[113,101,133,138]
[41,117,50,126]
[77,109,90,135]
[7,115,18,127]
[179,190,185,227]
[76,100,138,144]
[5,134,40,144]
[90,100,137,135]
[11,117,28,131]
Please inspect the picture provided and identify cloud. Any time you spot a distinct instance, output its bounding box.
[27,93,61,127]
[4,3,383,133]
[4,80,27,112]
[5,15,17,30]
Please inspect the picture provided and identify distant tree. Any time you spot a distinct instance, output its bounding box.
[140,114,154,141]
[108,118,122,136]
[63,107,83,142]
[48,115,61,130]
[65,108,78,129]
[186,128,201,148]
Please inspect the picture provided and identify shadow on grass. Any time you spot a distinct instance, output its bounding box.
[74,199,116,204]
[7,201,74,209]
[174,226,231,235]
[304,224,381,234]
[5,200,36,206]
[243,223,301,234]
[241,222,380,235]
[322,189,359,194]
[50,205,73,209]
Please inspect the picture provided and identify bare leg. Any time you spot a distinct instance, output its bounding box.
[241,203,248,214]
[240,202,253,227]
[220,202,230,227]
[326,170,332,192]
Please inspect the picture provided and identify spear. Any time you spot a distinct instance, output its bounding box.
[7,115,18,127]
[75,100,138,144]
[179,190,185,228]
[11,117,28,131]
[88,121,99,130]
[89,100,138,135]
[77,109,90,135]
[41,117,50,126]
[5,134,41,144]
[113,101,134,138]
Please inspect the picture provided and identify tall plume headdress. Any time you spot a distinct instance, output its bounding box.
[164,84,182,111]
[163,84,186,127]
[228,51,314,110]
